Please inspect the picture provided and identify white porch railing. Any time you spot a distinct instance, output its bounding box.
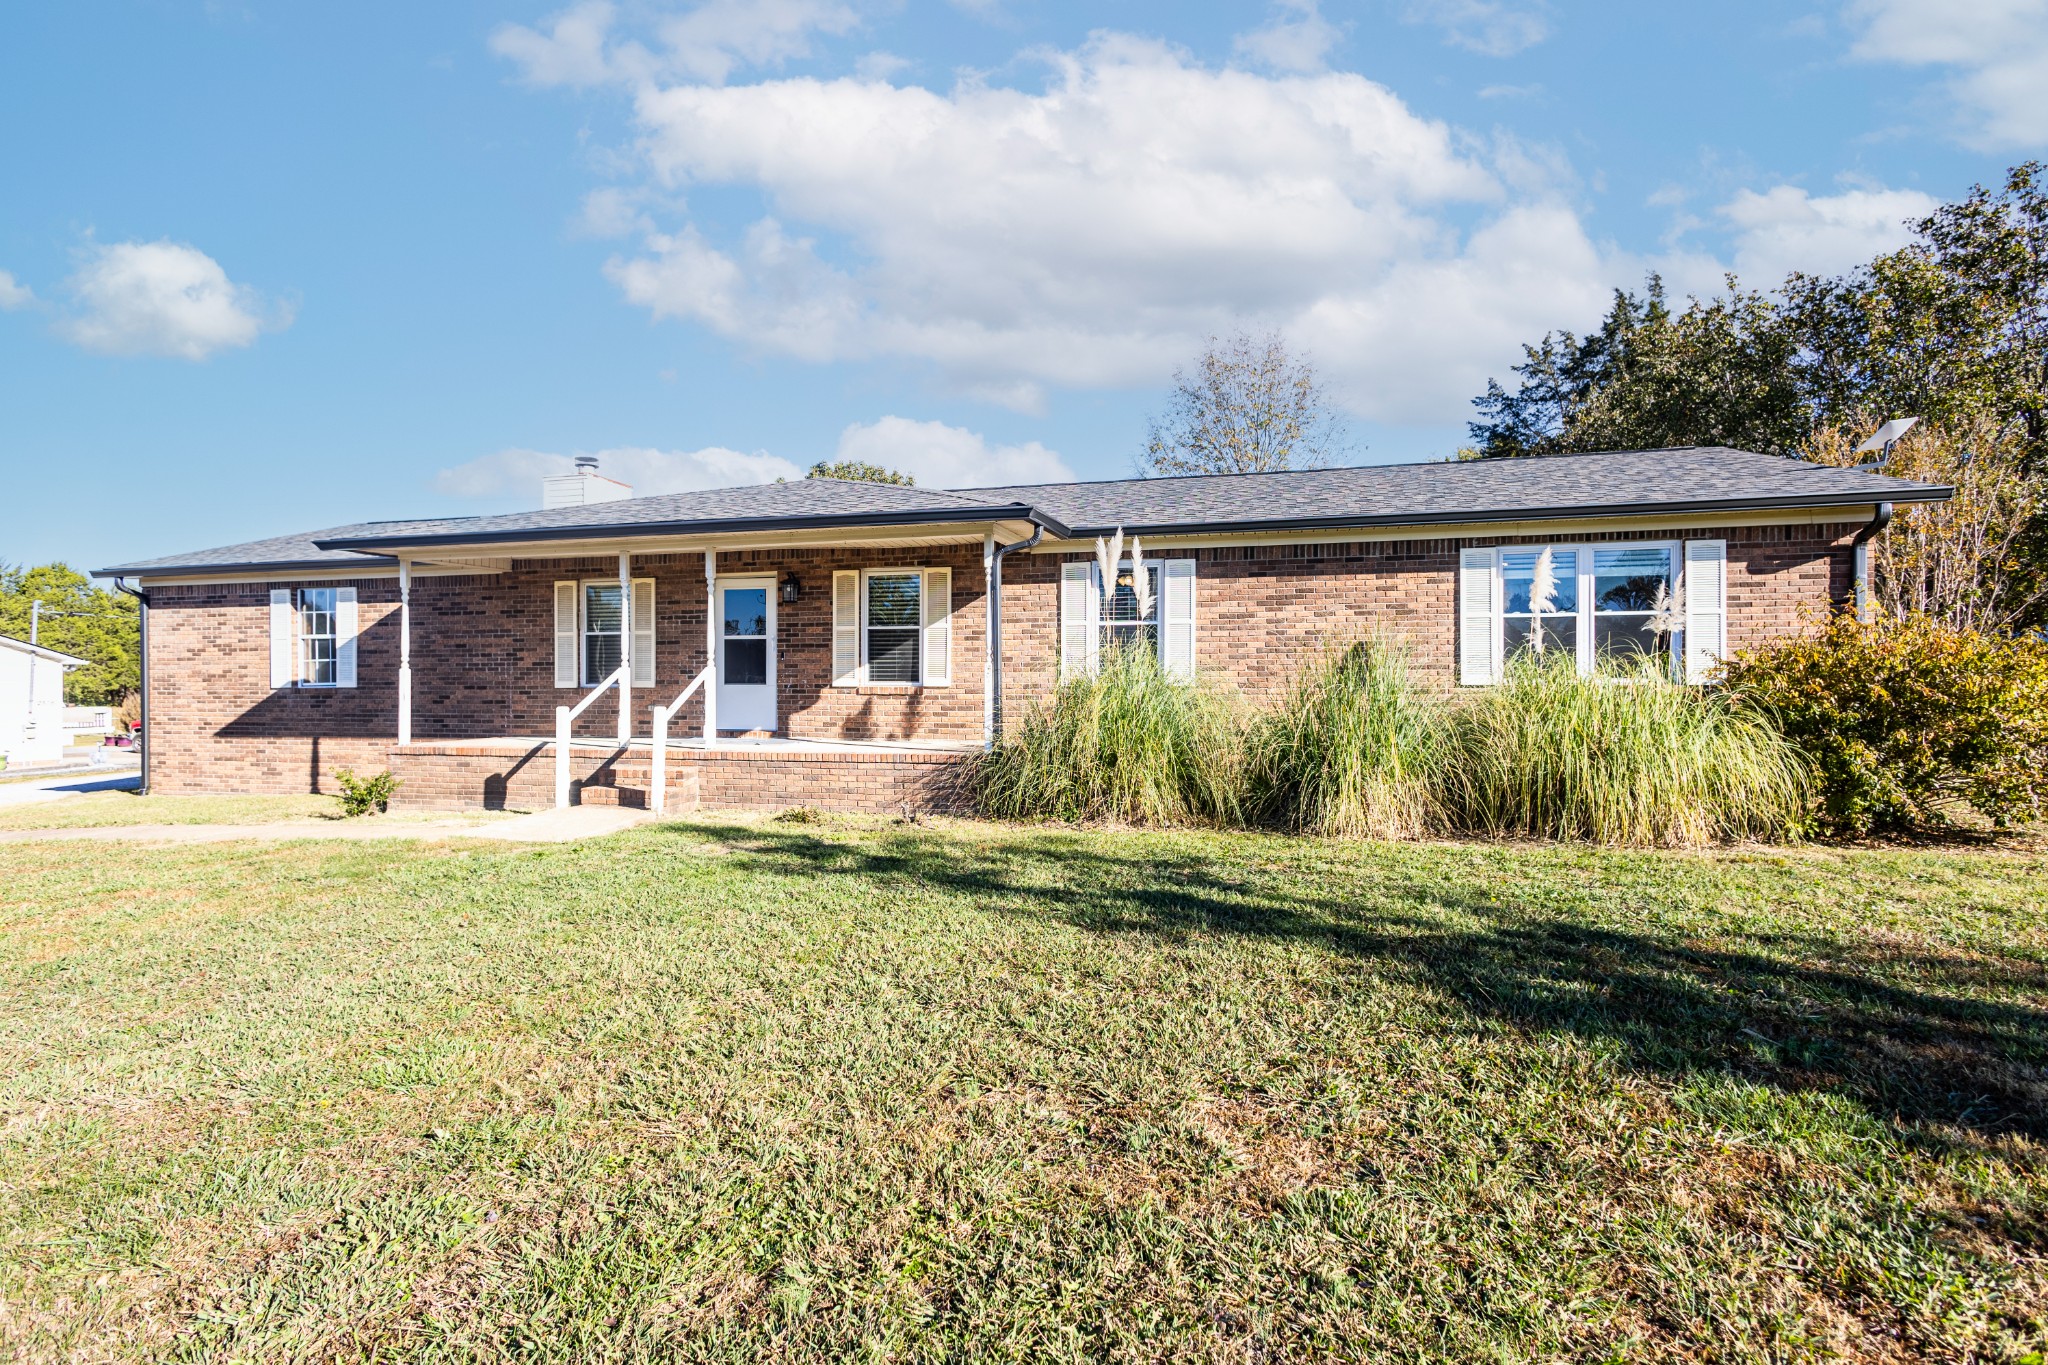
[650,663,716,815]
[555,663,629,809]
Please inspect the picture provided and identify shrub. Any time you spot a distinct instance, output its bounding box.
[1442,655,1808,847]
[976,641,1241,825]
[333,767,401,817]
[1245,641,1449,838]
[1723,614,2048,834]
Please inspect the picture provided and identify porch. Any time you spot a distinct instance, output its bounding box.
[387,735,980,816]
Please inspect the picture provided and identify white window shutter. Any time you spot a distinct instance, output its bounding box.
[1458,547,1499,686]
[335,587,359,689]
[269,589,293,689]
[1161,558,1196,680]
[1060,561,1097,678]
[1684,539,1728,684]
[554,581,578,689]
[832,570,861,685]
[922,567,952,686]
[631,578,656,688]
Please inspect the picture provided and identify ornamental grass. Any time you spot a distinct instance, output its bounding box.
[1441,654,1809,847]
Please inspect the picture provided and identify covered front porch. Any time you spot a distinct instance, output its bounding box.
[356,509,1044,810]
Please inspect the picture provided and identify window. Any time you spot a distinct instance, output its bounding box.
[297,587,337,686]
[1479,542,1678,678]
[1592,546,1676,662]
[1502,549,1578,664]
[1102,561,1160,657]
[865,572,922,683]
[722,586,768,686]
[583,581,623,684]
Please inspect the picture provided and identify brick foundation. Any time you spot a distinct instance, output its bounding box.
[387,742,973,815]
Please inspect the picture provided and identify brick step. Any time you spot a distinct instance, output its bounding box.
[576,784,648,809]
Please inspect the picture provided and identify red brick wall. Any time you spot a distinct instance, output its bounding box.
[143,523,1855,796]
[996,522,1860,721]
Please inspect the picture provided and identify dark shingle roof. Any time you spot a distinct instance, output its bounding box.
[97,449,1949,577]
[96,525,402,578]
[977,446,1948,535]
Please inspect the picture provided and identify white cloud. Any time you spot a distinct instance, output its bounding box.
[1718,183,1939,284]
[593,34,1613,422]
[492,0,860,88]
[1403,0,1549,57]
[0,270,32,310]
[834,416,1073,487]
[491,0,618,87]
[436,444,802,500]
[1234,0,1342,74]
[60,240,281,360]
[1846,0,2048,147]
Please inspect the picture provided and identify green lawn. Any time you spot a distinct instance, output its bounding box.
[0,792,513,832]
[1,818,2044,1361]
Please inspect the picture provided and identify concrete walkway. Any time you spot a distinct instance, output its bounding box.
[0,771,142,808]
[0,804,653,846]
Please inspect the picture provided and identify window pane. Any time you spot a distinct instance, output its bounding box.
[1501,549,1578,614]
[723,588,767,638]
[585,582,622,633]
[1104,622,1159,656]
[303,636,337,685]
[868,626,920,682]
[1594,547,1671,613]
[866,573,921,627]
[723,637,767,686]
[1104,566,1159,624]
[1504,614,1576,662]
[585,633,622,682]
[1595,614,1668,662]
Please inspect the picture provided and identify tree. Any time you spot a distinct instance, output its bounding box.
[1141,330,1351,476]
[1468,276,1811,458]
[808,460,915,485]
[1804,419,2048,633]
[0,563,140,705]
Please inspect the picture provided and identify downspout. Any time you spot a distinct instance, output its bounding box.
[1851,502,1893,623]
[113,578,150,796]
[985,523,1045,747]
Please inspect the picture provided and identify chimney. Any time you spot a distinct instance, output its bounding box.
[542,454,633,509]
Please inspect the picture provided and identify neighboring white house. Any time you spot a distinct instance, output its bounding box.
[0,634,86,769]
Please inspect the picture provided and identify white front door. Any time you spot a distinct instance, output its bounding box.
[715,577,776,733]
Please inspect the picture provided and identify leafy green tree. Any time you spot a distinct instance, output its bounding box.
[1468,277,1811,457]
[0,563,140,705]
[1142,330,1352,475]
[808,460,915,485]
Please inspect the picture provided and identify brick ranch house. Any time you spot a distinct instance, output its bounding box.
[96,447,1948,815]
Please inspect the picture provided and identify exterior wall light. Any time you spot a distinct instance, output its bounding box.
[780,572,801,605]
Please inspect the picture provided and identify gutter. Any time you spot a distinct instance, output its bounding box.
[112,578,150,797]
[1851,502,1894,623]
[1051,488,1953,542]
[985,523,1045,745]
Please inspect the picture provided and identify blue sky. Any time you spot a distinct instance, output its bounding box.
[3,0,2042,574]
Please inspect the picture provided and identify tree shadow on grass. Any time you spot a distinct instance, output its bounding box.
[664,821,2048,1151]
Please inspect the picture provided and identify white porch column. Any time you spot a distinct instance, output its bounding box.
[703,547,718,748]
[617,550,632,744]
[397,557,413,746]
[982,531,996,745]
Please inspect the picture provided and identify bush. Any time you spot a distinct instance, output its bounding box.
[333,767,401,817]
[1442,655,1808,847]
[1245,641,1449,838]
[1724,614,2048,834]
[976,641,1241,825]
